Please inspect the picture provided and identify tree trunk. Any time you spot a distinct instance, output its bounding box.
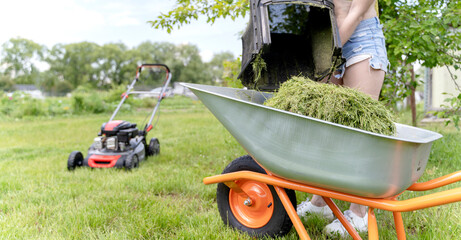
[410,66,417,127]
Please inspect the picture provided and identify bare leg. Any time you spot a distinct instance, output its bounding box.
[311,60,385,217]
[343,59,385,217]
[311,194,327,207]
[350,203,368,218]
[342,60,385,101]
[310,73,343,209]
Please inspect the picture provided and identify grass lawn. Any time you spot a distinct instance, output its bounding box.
[0,96,460,239]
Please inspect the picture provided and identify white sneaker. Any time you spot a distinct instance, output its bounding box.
[296,199,335,221]
[324,210,368,238]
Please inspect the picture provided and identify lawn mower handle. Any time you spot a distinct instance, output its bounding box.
[108,63,172,128]
[135,64,171,79]
[144,65,173,133]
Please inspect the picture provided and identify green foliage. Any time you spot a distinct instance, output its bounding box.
[0,92,72,118]
[1,39,236,94]
[431,92,461,130]
[0,75,15,91]
[94,43,135,86]
[208,51,235,83]
[0,86,199,120]
[105,85,130,103]
[251,53,267,88]
[222,57,244,88]
[150,0,461,124]
[61,42,103,88]
[135,41,224,85]
[71,92,107,114]
[70,86,152,115]
[265,77,396,135]
[149,0,249,33]
[0,37,45,84]
[379,0,461,106]
[54,80,73,94]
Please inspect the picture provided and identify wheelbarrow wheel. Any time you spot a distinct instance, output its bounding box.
[216,155,296,238]
[67,151,84,171]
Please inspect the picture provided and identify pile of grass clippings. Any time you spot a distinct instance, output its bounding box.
[264,76,396,135]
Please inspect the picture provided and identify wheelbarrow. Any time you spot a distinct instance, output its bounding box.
[182,83,461,240]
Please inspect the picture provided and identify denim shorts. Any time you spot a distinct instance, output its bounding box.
[335,17,390,79]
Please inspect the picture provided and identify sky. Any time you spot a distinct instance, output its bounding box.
[0,0,248,62]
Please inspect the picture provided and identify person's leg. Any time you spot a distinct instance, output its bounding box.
[342,59,386,218]
[342,58,385,101]
[296,194,334,221]
[297,73,343,221]
[308,61,384,213]
[310,194,327,206]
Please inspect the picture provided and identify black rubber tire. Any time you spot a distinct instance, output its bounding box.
[67,151,84,171]
[133,155,139,168]
[125,155,137,170]
[216,155,296,238]
[148,138,160,156]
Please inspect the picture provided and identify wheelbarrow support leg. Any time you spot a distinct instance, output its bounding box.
[368,207,379,240]
[393,211,406,240]
[274,186,311,240]
[322,197,362,240]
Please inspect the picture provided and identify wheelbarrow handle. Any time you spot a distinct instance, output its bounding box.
[408,170,461,191]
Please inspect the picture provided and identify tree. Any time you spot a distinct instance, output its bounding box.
[208,52,235,84]
[379,0,461,126]
[0,38,46,85]
[136,41,182,85]
[43,44,66,93]
[176,43,213,84]
[0,75,15,91]
[94,43,137,87]
[149,0,249,33]
[221,57,243,88]
[1,36,230,93]
[59,42,100,88]
[136,41,215,85]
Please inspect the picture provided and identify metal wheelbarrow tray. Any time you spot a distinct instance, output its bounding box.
[184,83,442,198]
[185,83,461,239]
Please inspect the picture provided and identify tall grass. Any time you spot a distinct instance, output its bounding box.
[0,97,459,239]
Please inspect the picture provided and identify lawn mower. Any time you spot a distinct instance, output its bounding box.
[67,63,172,171]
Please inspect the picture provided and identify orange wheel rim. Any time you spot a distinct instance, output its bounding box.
[229,180,274,228]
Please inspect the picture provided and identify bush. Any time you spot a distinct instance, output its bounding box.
[21,98,46,116]
[105,85,128,103]
[0,87,197,119]
[72,92,108,114]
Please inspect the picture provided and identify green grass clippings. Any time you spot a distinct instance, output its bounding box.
[251,53,267,88]
[264,76,396,135]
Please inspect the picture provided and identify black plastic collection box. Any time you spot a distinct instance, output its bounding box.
[239,0,344,91]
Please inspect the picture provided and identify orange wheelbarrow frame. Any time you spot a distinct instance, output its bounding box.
[204,170,461,240]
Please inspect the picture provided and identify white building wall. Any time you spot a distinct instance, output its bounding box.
[431,65,461,109]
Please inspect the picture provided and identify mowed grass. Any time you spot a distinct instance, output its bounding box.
[0,96,460,239]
